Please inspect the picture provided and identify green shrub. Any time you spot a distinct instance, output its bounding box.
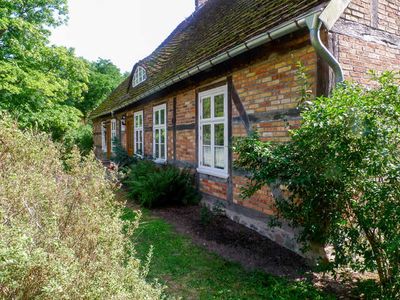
[233,71,400,298]
[0,115,163,299]
[111,136,138,168]
[63,123,94,155]
[124,160,201,208]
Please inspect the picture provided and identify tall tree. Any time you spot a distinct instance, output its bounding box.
[78,58,126,120]
[0,0,89,140]
[0,0,125,153]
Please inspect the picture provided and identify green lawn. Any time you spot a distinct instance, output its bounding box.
[122,208,334,300]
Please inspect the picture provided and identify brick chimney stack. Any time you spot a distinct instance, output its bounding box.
[195,0,209,9]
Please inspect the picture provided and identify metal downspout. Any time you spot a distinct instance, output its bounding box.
[306,14,344,84]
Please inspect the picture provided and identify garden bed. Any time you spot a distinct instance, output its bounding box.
[152,205,309,279]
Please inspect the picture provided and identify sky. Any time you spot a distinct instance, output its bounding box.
[50,0,195,73]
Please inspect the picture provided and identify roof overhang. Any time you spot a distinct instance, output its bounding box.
[91,0,349,120]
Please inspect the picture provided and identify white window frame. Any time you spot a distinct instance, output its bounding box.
[101,121,106,152]
[153,104,167,163]
[132,66,147,87]
[120,117,126,133]
[197,85,229,178]
[134,111,144,157]
[111,118,117,152]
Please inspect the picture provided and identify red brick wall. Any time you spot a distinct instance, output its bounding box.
[200,178,228,200]
[337,34,400,84]
[175,90,196,163]
[232,36,316,143]
[232,176,276,215]
[176,90,196,124]
[176,130,196,163]
[341,0,373,25]
[377,0,400,35]
[334,0,400,84]
[93,32,317,215]
[232,41,316,115]
[341,0,400,35]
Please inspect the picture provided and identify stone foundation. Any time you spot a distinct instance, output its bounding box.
[201,194,326,263]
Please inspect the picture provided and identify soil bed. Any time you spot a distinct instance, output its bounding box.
[152,204,309,279]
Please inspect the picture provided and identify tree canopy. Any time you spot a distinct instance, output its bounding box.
[78,58,127,120]
[0,0,124,148]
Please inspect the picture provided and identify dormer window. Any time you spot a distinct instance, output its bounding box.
[132,66,147,87]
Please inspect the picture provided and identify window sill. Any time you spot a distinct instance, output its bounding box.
[154,159,167,165]
[197,167,229,179]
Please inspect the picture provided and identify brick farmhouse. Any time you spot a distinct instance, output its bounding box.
[91,0,400,256]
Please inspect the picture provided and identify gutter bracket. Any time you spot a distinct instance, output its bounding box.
[306,14,344,84]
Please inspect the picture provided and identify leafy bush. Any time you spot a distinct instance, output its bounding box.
[124,160,201,208]
[63,123,94,155]
[0,115,163,299]
[233,71,400,298]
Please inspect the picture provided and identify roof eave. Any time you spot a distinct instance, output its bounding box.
[91,3,331,120]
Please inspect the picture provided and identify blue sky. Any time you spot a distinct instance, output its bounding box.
[50,0,195,73]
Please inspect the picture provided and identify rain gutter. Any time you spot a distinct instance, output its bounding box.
[93,2,345,119]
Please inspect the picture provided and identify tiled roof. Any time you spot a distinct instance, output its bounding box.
[91,0,329,119]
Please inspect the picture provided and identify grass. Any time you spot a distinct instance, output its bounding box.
[122,208,334,300]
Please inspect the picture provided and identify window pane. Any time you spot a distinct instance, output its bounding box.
[203,146,212,167]
[214,94,224,117]
[215,146,225,169]
[202,124,211,145]
[160,109,165,125]
[160,129,165,144]
[214,123,224,146]
[140,115,142,127]
[155,144,159,158]
[161,144,165,159]
[155,111,159,125]
[202,97,211,119]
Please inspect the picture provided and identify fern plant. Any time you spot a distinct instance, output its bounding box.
[124,160,201,208]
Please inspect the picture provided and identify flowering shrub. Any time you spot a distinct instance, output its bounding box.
[0,115,163,299]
